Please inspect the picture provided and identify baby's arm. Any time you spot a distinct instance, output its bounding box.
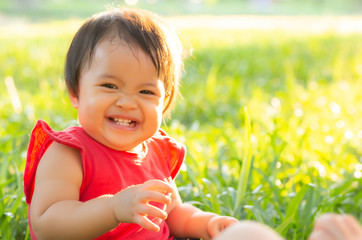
[166,181,238,240]
[30,142,172,239]
[308,213,362,240]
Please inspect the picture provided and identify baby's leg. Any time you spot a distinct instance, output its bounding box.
[213,220,284,240]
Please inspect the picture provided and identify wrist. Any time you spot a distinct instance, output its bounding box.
[109,193,122,224]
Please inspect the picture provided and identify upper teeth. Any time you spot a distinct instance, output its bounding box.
[113,118,132,125]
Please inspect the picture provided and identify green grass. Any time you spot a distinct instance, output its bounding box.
[1,21,362,239]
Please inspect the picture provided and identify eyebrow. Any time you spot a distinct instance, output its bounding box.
[98,73,119,80]
[98,73,160,88]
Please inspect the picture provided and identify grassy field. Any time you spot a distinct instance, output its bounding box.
[1,19,362,239]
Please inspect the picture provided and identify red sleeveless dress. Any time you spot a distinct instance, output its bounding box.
[24,120,185,239]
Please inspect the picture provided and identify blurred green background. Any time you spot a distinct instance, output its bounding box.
[1,0,362,21]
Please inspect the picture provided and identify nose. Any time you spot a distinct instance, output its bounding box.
[115,93,137,110]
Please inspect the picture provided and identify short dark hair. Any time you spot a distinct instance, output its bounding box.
[65,8,184,115]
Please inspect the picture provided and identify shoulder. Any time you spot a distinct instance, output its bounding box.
[39,140,82,173]
[29,141,83,222]
[42,140,81,162]
[34,121,83,186]
[24,120,84,204]
[35,140,83,196]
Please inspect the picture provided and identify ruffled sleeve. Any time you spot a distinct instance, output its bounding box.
[23,120,82,204]
[156,129,186,179]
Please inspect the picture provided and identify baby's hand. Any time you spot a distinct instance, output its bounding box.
[111,179,173,232]
[308,213,362,240]
[206,215,239,239]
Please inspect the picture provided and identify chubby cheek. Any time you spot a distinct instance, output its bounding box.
[77,96,104,123]
[81,94,106,110]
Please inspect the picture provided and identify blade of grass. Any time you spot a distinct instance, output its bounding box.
[285,184,311,220]
[202,178,221,214]
[275,214,294,234]
[280,184,311,235]
[234,106,252,212]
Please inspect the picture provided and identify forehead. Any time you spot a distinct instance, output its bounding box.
[84,36,161,83]
[87,35,154,70]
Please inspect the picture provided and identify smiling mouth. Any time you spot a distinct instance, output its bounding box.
[109,117,137,127]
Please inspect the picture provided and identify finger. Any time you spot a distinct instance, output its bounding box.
[139,203,168,220]
[142,179,173,193]
[135,214,161,232]
[224,217,239,227]
[207,217,222,237]
[138,190,172,205]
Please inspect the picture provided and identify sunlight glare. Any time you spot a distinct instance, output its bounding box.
[324,135,334,144]
[329,102,341,115]
[357,130,362,139]
[313,161,326,177]
[251,134,257,144]
[344,130,353,139]
[180,163,187,172]
[347,105,356,115]
[322,125,330,133]
[316,96,327,108]
[308,81,318,90]
[5,76,23,113]
[297,128,305,135]
[336,120,345,128]
[310,122,319,131]
[190,0,203,4]
[338,81,350,91]
[331,173,339,182]
[222,165,230,175]
[125,0,138,6]
[356,163,362,171]
[271,97,281,109]
[266,106,277,116]
[294,108,303,117]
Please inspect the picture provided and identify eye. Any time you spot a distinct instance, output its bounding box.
[140,90,155,95]
[101,83,117,89]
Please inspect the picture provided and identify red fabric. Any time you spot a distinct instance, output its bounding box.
[24,120,185,240]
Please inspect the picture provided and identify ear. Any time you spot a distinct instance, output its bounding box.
[68,90,79,109]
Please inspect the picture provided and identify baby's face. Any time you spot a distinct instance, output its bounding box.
[70,37,165,152]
